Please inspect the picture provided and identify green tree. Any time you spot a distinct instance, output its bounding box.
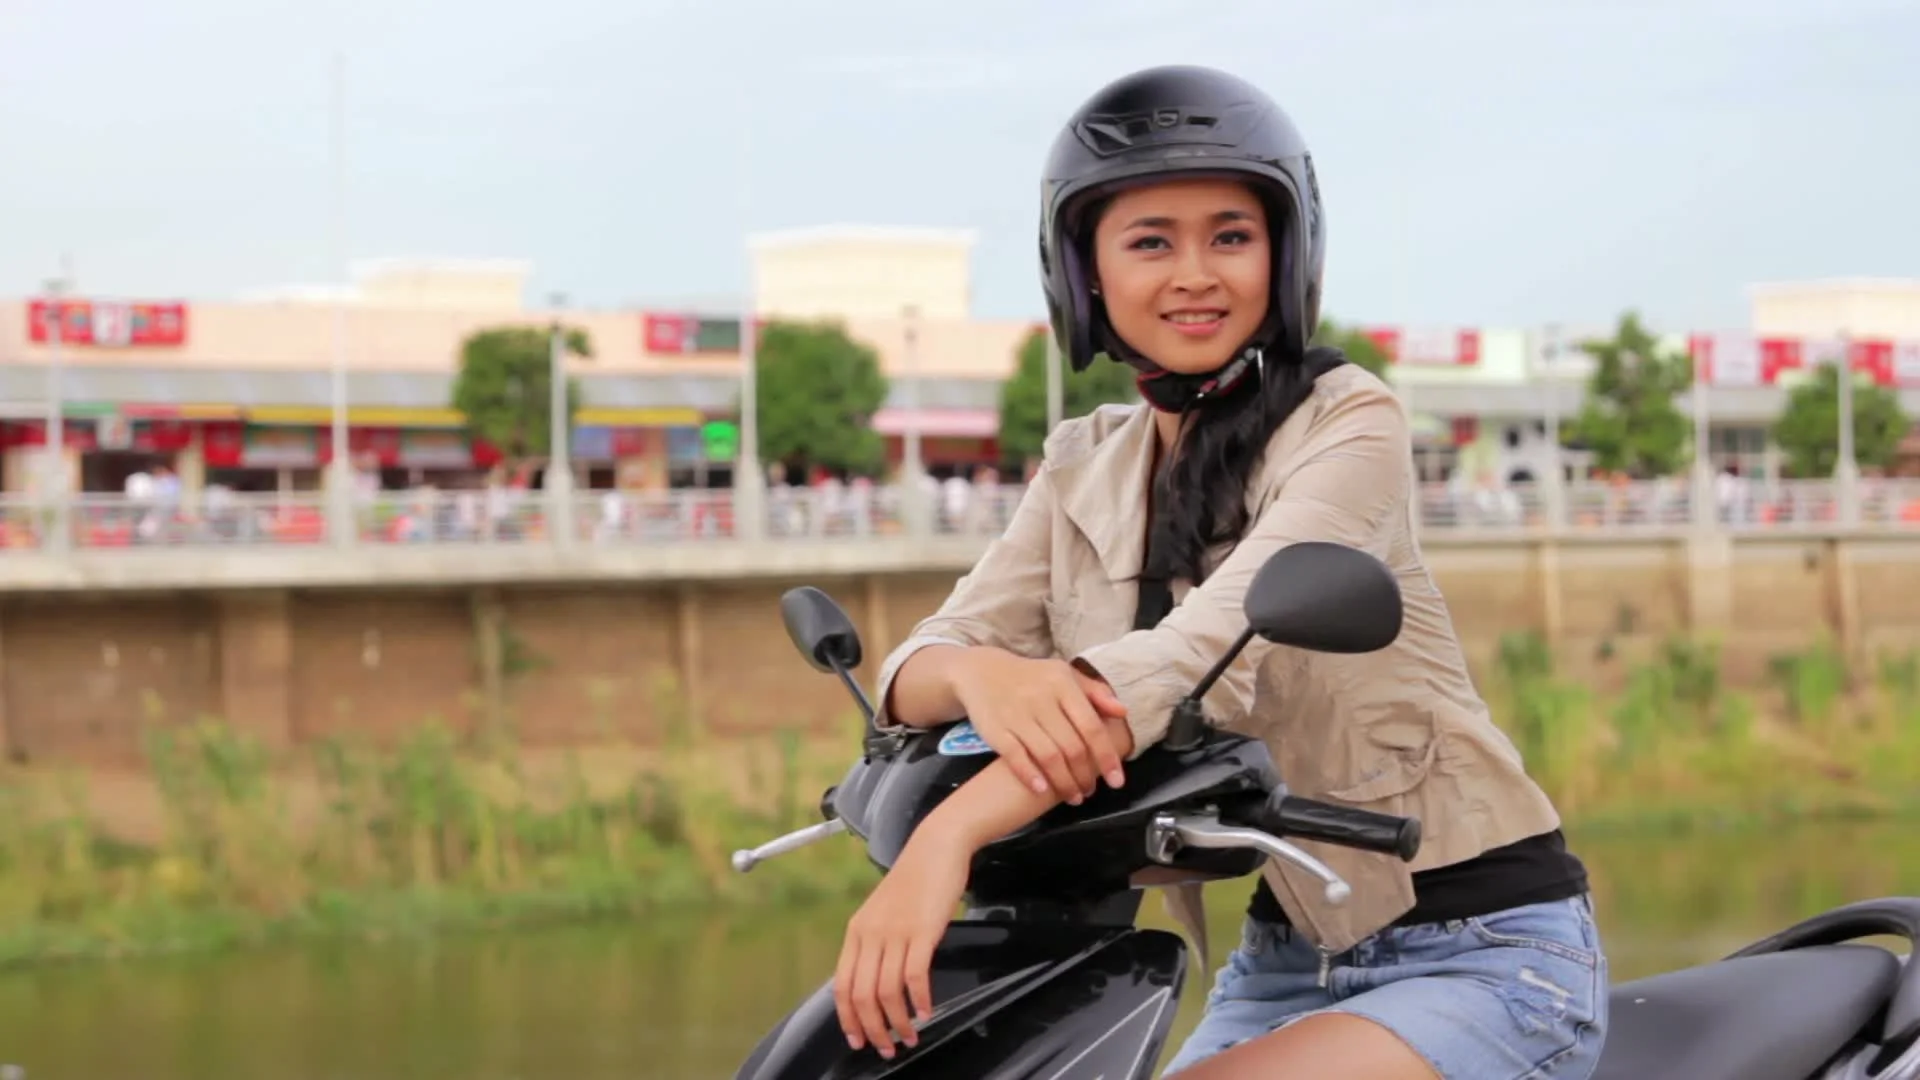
[1312,317,1392,380]
[755,319,889,475]
[1771,363,1909,478]
[451,324,592,462]
[997,328,1139,465]
[1562,312,1694,477]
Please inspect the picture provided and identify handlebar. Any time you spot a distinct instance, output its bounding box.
[1146,794,1421,907]
[1242,793,1423,863]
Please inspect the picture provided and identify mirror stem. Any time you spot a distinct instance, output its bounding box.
[1163,624,1257,751]
[830,658,878,726]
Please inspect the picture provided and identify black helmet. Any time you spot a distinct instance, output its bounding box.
[1039,65,1325,376]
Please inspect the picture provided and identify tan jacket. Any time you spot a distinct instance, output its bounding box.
[874,364,1562,954]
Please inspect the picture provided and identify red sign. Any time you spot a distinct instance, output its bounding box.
[1687,333,1920,388]
[318,426,402,467]
[642,312,767,355]
[26,300,189,347]
[202,421,246,468]
[1365,327,1481,366]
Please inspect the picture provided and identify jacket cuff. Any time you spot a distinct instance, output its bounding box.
[873,633,972,732]
[1071,646,1203,760]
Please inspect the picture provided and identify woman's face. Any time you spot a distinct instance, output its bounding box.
[1090,177,1272,375]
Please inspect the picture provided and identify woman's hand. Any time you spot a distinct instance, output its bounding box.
[833,831,970,1059]
[948,649,1129,803]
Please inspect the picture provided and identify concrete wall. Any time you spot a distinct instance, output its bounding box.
[3,532,1918,766]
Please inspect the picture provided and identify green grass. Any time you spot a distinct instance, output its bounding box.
[5,637,1920,968]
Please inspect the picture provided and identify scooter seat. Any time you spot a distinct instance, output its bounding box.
[1594,944,1898,1080]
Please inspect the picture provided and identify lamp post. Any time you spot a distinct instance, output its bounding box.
[901,304,931,536]
[325,51,355,546]
[41,270,70,551]
[546,293,576,548]
[1835,331,1859,526]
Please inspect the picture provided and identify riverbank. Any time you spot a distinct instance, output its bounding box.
[3,635,1917,967]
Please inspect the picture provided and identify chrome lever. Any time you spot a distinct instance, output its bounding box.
[1146,811,1353,905]
[730,818,848,873]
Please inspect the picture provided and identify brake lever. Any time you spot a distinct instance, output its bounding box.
[1146,810,1352,905]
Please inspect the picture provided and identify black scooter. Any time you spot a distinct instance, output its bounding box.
[731,541,1920,1080]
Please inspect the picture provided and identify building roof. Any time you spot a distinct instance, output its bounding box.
[747,224,978,250]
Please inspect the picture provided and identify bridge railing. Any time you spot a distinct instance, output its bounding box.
[0,478,1916,553]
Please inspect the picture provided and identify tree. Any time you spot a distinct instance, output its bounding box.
[755,319,889,476]
[997,328,1139,465]
[1561,312,1694,477]
[1312,317,1392,380]
[451,325,592,464]
[1772,363,1909,478]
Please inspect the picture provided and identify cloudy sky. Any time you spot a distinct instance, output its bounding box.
[2,0,1916,331]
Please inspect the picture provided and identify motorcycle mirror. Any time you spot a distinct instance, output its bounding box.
[779,586,864,673]
[1243,542,1403,654]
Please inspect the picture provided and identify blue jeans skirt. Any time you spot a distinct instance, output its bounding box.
[1162,895,1609,1079]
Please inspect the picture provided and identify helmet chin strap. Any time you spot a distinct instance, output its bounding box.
[1129,344,1264,414]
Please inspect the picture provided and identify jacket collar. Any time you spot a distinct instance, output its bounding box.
[1044,405,1161,584]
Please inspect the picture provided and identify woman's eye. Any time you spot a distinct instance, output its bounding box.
[1215,229,1255,246]
[1126,235,1170,252]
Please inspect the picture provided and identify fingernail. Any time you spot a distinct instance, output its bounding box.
[1108,770,1125,787]
[847,1034,862,1050]
[1030,777,1048,794]
[1068,794,1081,806]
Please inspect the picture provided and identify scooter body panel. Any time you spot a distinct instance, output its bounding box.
[733,923,1190,1080]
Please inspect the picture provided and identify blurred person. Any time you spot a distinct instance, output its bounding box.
[829,65,1605,1079]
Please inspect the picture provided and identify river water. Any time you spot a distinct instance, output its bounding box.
[3,819,1915,1079]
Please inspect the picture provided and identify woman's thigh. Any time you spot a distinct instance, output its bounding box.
[1161,918,1336,1075]
[1165,896,1609,1080]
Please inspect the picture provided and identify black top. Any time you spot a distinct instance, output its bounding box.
[1246,828,1589,927]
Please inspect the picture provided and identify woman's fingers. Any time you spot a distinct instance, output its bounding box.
[833,934,864,1050]
[1055,683,1125,789]
[847,931,896,1057]
[1033,706,1100,799]
[876,938,919,1052]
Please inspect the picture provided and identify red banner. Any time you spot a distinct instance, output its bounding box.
[1687,333,1920,387]
[26,300,189,346]
[1365,327,1481,366]
[0,420,98,450]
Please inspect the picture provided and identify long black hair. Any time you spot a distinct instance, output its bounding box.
[1142,343,1347,587]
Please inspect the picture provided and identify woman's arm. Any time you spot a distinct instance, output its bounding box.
[833,710,1135,1056]
[919,710,1138,849]
[875,473,1059,730]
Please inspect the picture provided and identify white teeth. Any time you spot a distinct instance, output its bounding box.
[1166,313,1222,324]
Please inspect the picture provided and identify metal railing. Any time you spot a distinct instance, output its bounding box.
[1,479,1917,553]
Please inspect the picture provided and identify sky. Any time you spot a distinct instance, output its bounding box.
[2,0,1917,332]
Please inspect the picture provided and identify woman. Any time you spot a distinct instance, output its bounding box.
[832,65,1609,1079]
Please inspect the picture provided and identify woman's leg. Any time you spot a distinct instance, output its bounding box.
[1160,917,1336,1075]
[1173,895,1609,1080]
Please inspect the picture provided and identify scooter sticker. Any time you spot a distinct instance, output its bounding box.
[937,721,995,757]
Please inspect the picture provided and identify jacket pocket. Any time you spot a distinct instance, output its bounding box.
[1321,711,1438,804]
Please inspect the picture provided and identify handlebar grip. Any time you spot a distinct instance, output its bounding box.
[1267,795,1422,862]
